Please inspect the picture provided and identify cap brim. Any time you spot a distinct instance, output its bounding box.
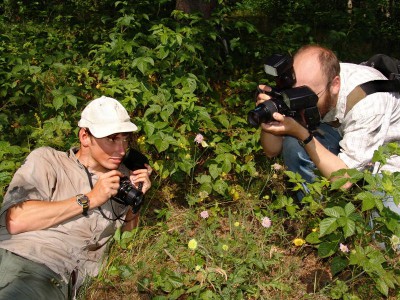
[88,122,138,138]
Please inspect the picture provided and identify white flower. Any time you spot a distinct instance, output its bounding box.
[261,217,271,228]
[272,163,283,171]
[200,210,209,219]
[390,235,400,252]
[339,243,349,253]
[194,133,208,147]
[194,134,204,144]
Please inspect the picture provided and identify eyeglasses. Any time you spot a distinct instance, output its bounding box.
[85,129,131,148]
[100,134,131,147]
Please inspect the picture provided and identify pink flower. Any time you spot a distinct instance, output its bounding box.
[261,217,271,228]
[194,134,204,144]
[272,163,283,171]
[200,210,209,219]
[339,243,349,253]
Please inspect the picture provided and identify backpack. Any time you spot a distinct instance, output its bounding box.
[345,54,400,116]
[361,54,400,80]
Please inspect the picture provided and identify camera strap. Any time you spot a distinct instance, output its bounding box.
[345,79,400,117]
[82,165,126,222]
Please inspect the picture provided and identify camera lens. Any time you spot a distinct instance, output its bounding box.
[125,188,143,206]
[247,100,278,127]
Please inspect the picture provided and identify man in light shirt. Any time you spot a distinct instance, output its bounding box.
[258,44,400,217]
[0,96,152,299]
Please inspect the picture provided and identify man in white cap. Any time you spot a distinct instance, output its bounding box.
[0,96,152,299]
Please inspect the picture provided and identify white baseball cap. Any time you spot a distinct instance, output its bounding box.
[78,96,138,138]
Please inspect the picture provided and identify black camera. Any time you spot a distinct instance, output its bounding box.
[247,54,321,130]
[263,54,296,89]
[247,86,320,128]
[112,148,149,213]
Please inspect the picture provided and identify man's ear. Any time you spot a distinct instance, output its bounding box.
[330,75,340,95]
[79,128,91,147]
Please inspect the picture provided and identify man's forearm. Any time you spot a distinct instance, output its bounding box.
[302,134,350,184]
[260,130,283,158]
[6,197,85,234]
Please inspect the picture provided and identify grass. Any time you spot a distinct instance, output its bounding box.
[78,161,400,300]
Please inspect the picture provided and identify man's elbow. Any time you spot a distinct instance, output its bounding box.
[264,150,280,159]
[5,210,26,235]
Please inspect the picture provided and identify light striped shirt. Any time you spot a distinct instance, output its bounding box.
[328,63,400,172]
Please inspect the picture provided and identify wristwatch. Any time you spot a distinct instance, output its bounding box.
[76,194,90,216]
[298,133,314,147]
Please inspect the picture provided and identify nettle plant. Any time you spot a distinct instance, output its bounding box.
[282,142,400,298]
[87,4,265,200]
[0,1,266,205]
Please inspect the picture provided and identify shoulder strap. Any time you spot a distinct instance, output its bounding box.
[345,80,400,117]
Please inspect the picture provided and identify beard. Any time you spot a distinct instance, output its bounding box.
[318,91,337,120]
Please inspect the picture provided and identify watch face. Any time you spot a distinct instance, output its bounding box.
[76,194,90,216]
[77,194,88,205]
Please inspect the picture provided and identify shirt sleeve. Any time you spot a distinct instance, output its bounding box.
[0,147,56,214]
[338,93,393,170]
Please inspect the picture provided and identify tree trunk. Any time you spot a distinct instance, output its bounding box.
[175,0,217,18]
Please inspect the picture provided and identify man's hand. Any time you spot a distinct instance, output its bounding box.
[86,170,124,209]
[129,164,152,194]
[255,84,273,106]
[260,112,308,140]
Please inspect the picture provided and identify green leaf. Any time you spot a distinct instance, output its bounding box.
[156,47,170,60]
[0,160,15,171]
[213,179,228,195]
[209,164,221,179]
[199,182,212,194]
[324,207,342,218]
[286,204,297,217]
[177,160,194,175]
[154,137,170,152]
[331,256,348,276]
[120,265,134,279]
[360,192,377,211]
[200,290,215,299]
[143,121,155,137]
[376,278,389,296]
[330,177,349,190]
[153,121,169,129]
[53,96,63,110]
[319,217,338,237]
[216,114,230,128]
[144,105,162,118]
[160,104,174,121]
[344,202,355,216]
[305,231,321,244]
[132,57,154,75]
[195,175,212,184]
[66,94,77,107]
[342,219,356,238]
[318,241,337,258]
[113,227,122,243]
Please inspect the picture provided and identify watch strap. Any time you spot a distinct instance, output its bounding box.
[298,133,313,147]
[76,194,90,216]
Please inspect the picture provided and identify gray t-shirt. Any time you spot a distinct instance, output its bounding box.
[0,146,130,287]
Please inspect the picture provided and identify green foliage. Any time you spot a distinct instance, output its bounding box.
[298,143,400,297]
[107,199,294,299]
[100,143,400,299]
[1,1,400,299]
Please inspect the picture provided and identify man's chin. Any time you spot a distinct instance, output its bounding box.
[105,162,121,170]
